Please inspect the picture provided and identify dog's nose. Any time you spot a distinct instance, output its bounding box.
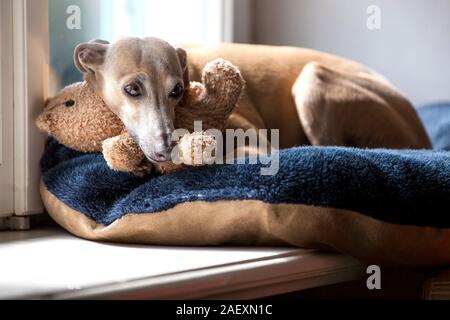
[154,142,172,162]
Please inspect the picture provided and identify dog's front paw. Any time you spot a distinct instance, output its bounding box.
[102,133,145,172]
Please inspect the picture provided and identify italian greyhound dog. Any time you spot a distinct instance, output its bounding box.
[74,37,431,163]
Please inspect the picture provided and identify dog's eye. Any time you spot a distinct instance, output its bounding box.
[124,83,142,97]
[65,100,75,107]
[169,83,184,99]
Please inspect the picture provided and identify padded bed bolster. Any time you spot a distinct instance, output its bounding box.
[41,138,450,228]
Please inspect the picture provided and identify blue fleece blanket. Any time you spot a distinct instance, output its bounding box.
[41,102,450,227]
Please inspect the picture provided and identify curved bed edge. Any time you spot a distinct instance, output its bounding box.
[40,179,450,266]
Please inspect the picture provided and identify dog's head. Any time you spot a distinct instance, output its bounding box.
[74,37,189,163]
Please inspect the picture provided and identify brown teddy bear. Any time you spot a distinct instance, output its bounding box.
[36,58,245,174]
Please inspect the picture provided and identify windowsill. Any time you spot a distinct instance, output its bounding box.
[0,225,365,299]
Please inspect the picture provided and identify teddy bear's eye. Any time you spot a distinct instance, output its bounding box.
[65,100,75,107]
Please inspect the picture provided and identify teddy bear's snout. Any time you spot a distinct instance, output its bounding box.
[36,112,52,133]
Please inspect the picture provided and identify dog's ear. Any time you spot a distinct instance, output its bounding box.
[74,39,110,75]
[176,48,189,88]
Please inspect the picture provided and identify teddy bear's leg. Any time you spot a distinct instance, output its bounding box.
[102,132,150,174]
[291,62,431,149]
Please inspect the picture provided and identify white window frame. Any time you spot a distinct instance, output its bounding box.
[12,0,48,218]
[0,0,15,218]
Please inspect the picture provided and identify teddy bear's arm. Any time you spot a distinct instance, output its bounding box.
[102,132,149,174]
[175,58,245,133]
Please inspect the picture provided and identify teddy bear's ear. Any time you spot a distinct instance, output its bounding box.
[176,47,190,89]
[74,39,110,74]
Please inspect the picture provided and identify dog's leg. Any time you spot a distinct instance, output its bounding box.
[292,62,431,149]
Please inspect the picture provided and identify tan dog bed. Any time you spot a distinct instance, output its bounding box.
[41,125,450,266]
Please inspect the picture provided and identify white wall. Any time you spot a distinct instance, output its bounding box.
[253,0,450,106]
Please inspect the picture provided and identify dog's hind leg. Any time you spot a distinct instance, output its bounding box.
[291,62,431,149]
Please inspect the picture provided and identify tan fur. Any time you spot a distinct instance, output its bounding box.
[38,82,124,152]
[36,59,244,174]
[75,38,188,162]
[184,43,431,149]
[101,133,145,172]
